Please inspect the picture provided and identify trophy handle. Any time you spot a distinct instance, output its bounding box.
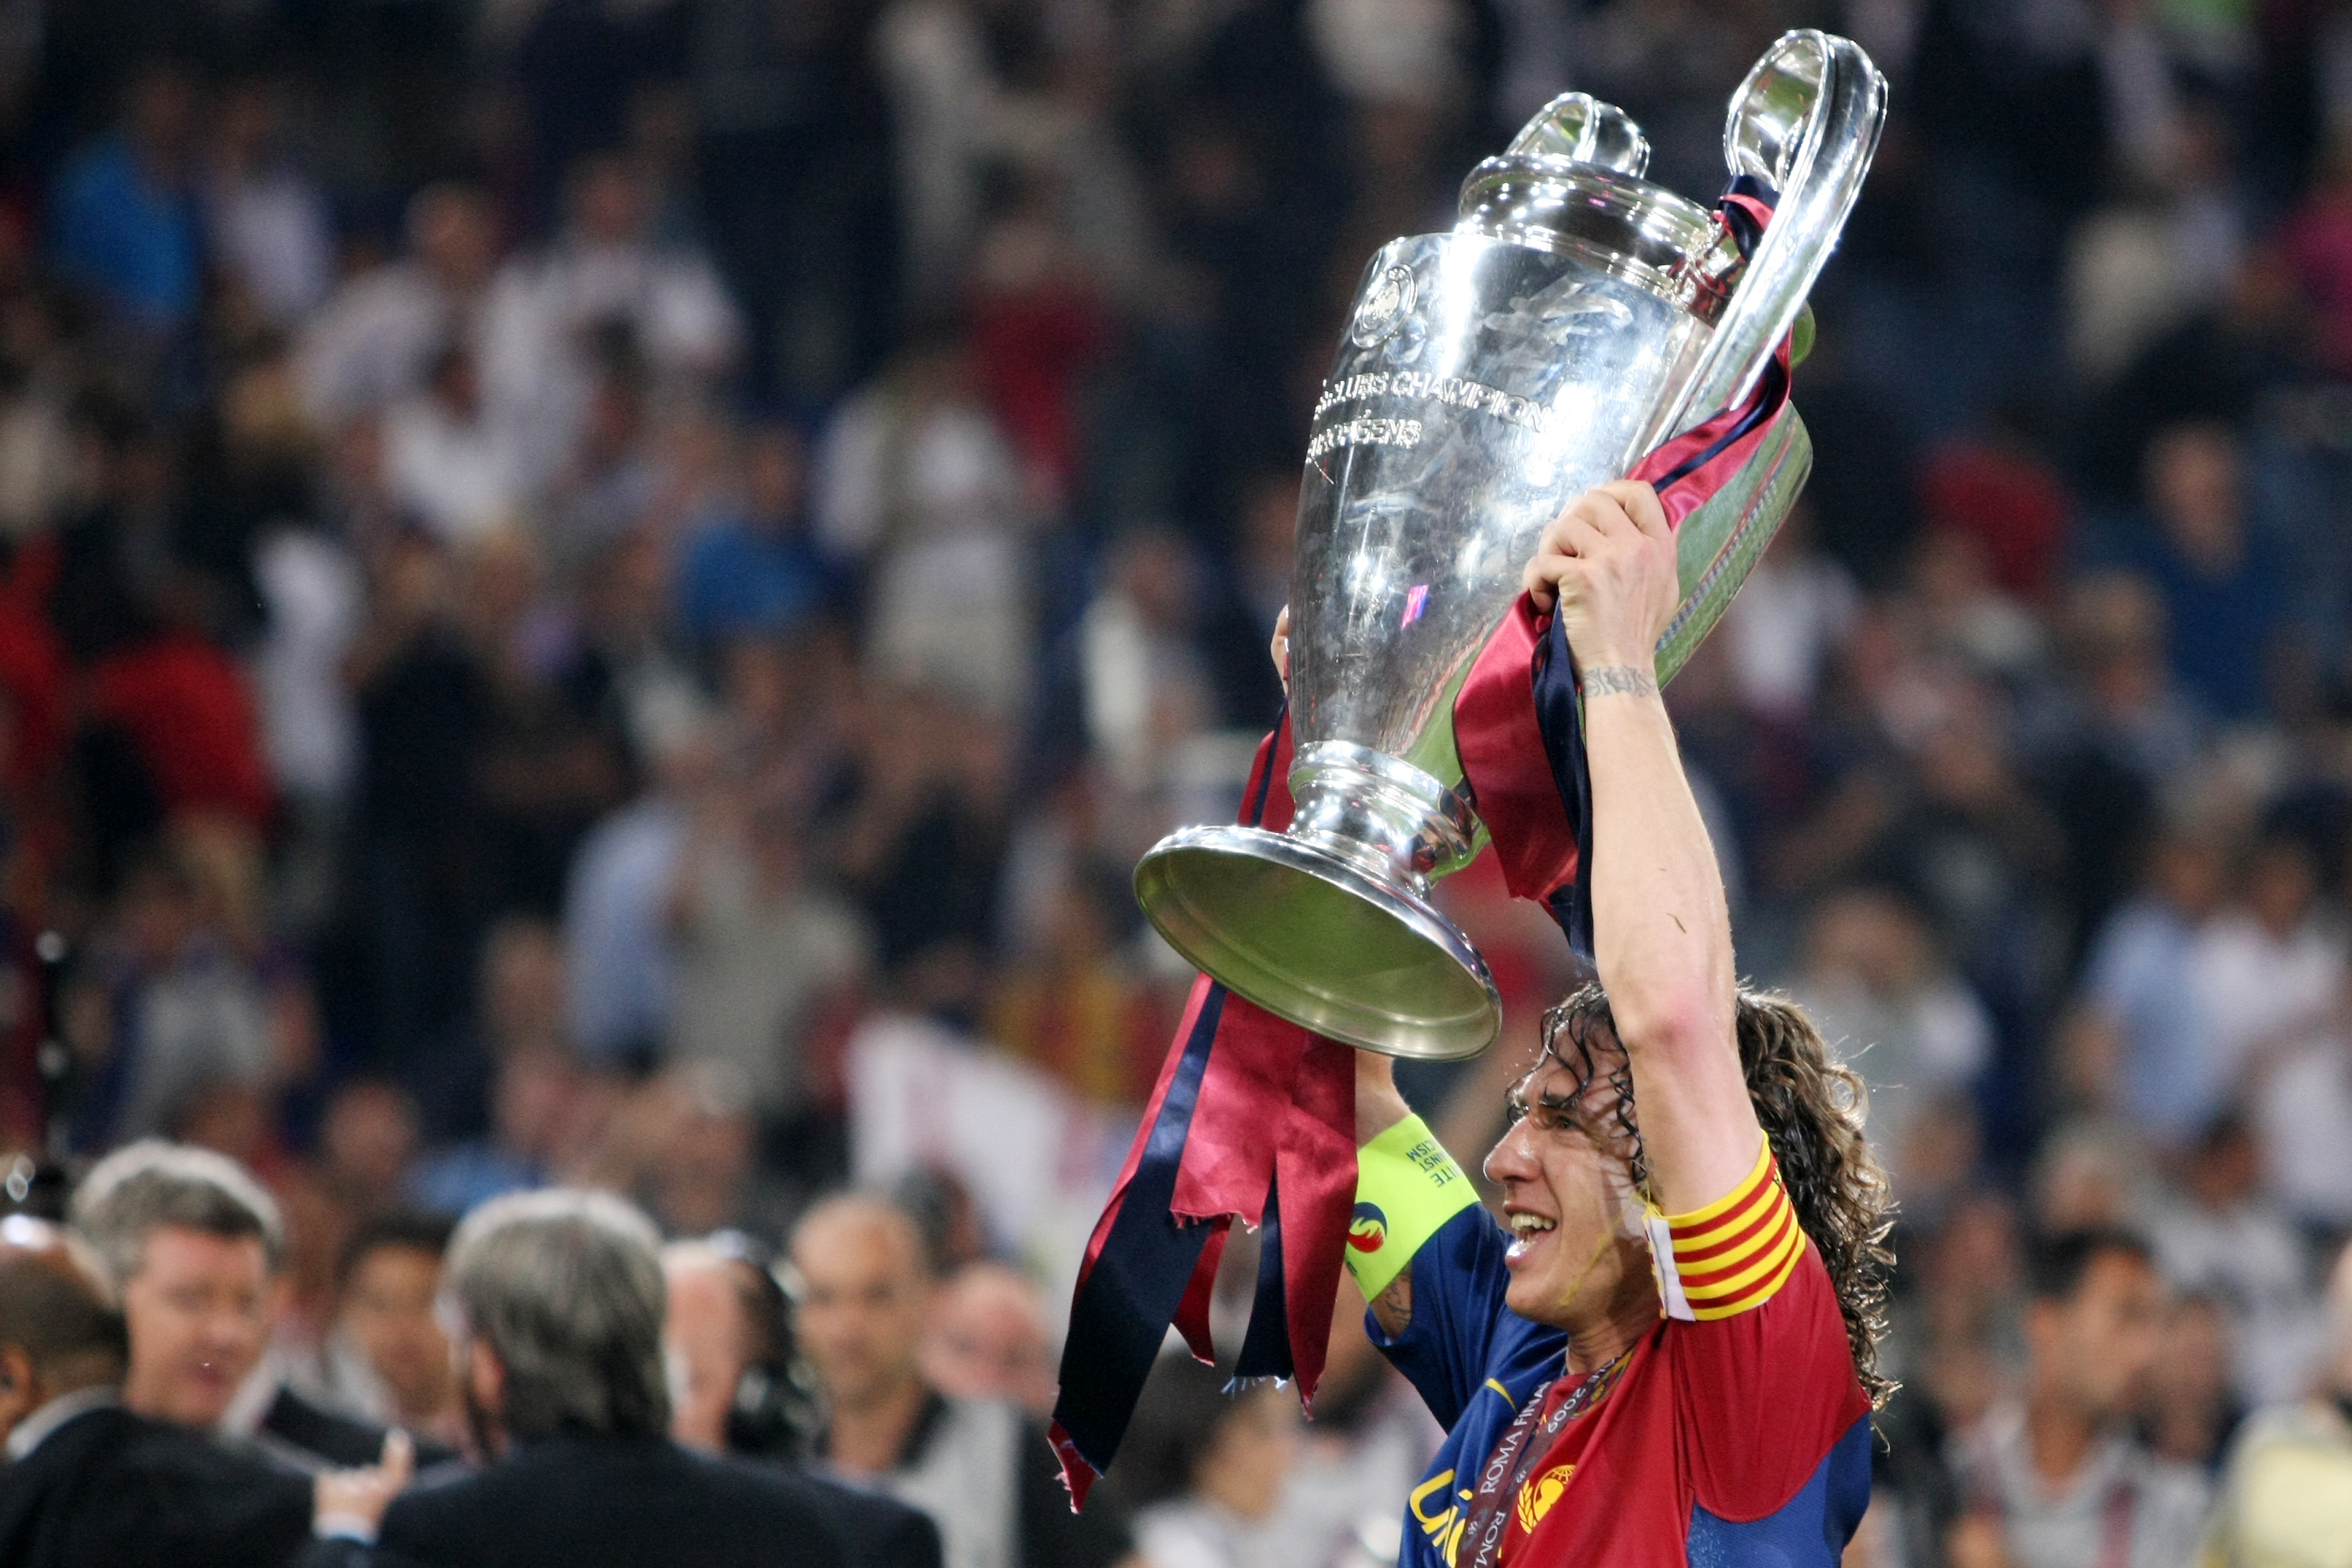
[1503,93,1651,178]
[1647,30,1887,449]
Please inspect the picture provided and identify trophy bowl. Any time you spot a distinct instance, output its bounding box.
[1137,32,1885,1060]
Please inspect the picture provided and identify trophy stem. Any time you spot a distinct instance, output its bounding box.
[1285,743,1478,892]
[1134,746,1499,1060]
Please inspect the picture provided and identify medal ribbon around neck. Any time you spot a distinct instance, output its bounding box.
[1457,1344,1635,1568]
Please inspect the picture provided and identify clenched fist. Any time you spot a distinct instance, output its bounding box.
[1522,480,1679,678]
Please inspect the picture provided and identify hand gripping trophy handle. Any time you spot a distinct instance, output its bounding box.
[1134,33,1888,1061]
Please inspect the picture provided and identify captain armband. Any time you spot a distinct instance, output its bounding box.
[1645,1136,1805,1322]
[1345,1114,1477,1301]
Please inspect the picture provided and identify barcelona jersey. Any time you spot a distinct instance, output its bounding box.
[1371,1143,1873,1567]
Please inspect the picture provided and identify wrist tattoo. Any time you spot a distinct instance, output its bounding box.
[1581,664,1659,699]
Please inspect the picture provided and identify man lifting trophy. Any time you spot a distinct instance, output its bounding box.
[1056,29,1900,1568]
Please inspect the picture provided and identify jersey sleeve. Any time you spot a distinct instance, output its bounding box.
[1365,1201,1519,1432]
[1658,1142,1875,1521]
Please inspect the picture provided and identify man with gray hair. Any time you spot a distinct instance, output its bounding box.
[0,1214,413,1566]
[71,1140,418,1472]
[326,1188,853,1567]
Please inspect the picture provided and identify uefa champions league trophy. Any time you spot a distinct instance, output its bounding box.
[1134,31,1887,1062]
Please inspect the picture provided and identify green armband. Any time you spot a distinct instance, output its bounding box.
[1345,1114,1476,1301]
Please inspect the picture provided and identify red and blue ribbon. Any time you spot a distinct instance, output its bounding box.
[1050,722,1355,1507]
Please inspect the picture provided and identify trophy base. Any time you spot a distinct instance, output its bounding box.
[1134,824,1501,1061]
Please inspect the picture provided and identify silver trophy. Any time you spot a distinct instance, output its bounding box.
[1135,31,1886,1060]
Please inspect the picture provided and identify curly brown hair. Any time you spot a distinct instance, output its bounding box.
[1535,984,1897,1408]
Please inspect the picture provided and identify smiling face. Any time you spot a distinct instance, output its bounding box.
[120,1226,270,1429]
[1483,1033,1658,1332]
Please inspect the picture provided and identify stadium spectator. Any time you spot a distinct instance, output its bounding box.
[48,60,203,332]
[659,1235,946,1567]
[296,183,505,426]
[2039,573,2207,946]
[2148,1114,2323,1409]
[810,332,1032,715]
[71,840,280,1150]
[789,1193,1135,1568]
[2127,422,2283,722]
[382,344,526,550]
[561,717,709,1070]
[479,153,742,494]
[673,422,838,648]
[327,1189,851,1568]
[1121,1356,1305,1568]
[2186,830,2352,1232]
[68,1140,411,1471]
[287,1210,462,1454]
[606,1062,799,1242]
[2076,821,2229,1143]
[920,1260,1057,1417]
[407,1041,580,1218]
[1790,884,1993,1190]
[201,73,334,330]
[315,1083,425,1217]
[1950,1229,2209,1568]
[0,1212,413,1566]
[664,778,870,1124]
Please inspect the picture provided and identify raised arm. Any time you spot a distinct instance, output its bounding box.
[1354,1050,1418,1333]
[1522,480,1760,1214]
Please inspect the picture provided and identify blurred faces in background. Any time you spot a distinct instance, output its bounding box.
[921,1261,1056,1416]
[333,1212,459,1446]
[790,1195,931,1449]
[119,1223,270,1429]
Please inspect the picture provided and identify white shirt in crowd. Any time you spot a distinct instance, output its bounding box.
[1955,1403,2211,1568]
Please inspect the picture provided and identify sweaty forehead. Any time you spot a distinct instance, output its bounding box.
[1512,1054,1616,1118]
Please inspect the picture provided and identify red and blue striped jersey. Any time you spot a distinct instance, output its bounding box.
[1375,1147,1873,1567]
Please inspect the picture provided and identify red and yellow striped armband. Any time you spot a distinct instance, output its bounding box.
[1644,1138,1805,1321]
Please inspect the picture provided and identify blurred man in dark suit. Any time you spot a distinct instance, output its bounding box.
[322,1189,860,1568]
[0,1214,411,1568]
[70,1140,434,1470]
[662,1235,942,1568]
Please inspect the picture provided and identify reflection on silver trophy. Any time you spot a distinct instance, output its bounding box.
[1134,31,1888,1062]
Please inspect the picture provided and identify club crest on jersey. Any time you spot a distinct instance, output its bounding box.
[1348,1201,1388,1253]
[1516,1463,1575,1533]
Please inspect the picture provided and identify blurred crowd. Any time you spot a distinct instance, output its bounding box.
[0,0,2350,1565]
